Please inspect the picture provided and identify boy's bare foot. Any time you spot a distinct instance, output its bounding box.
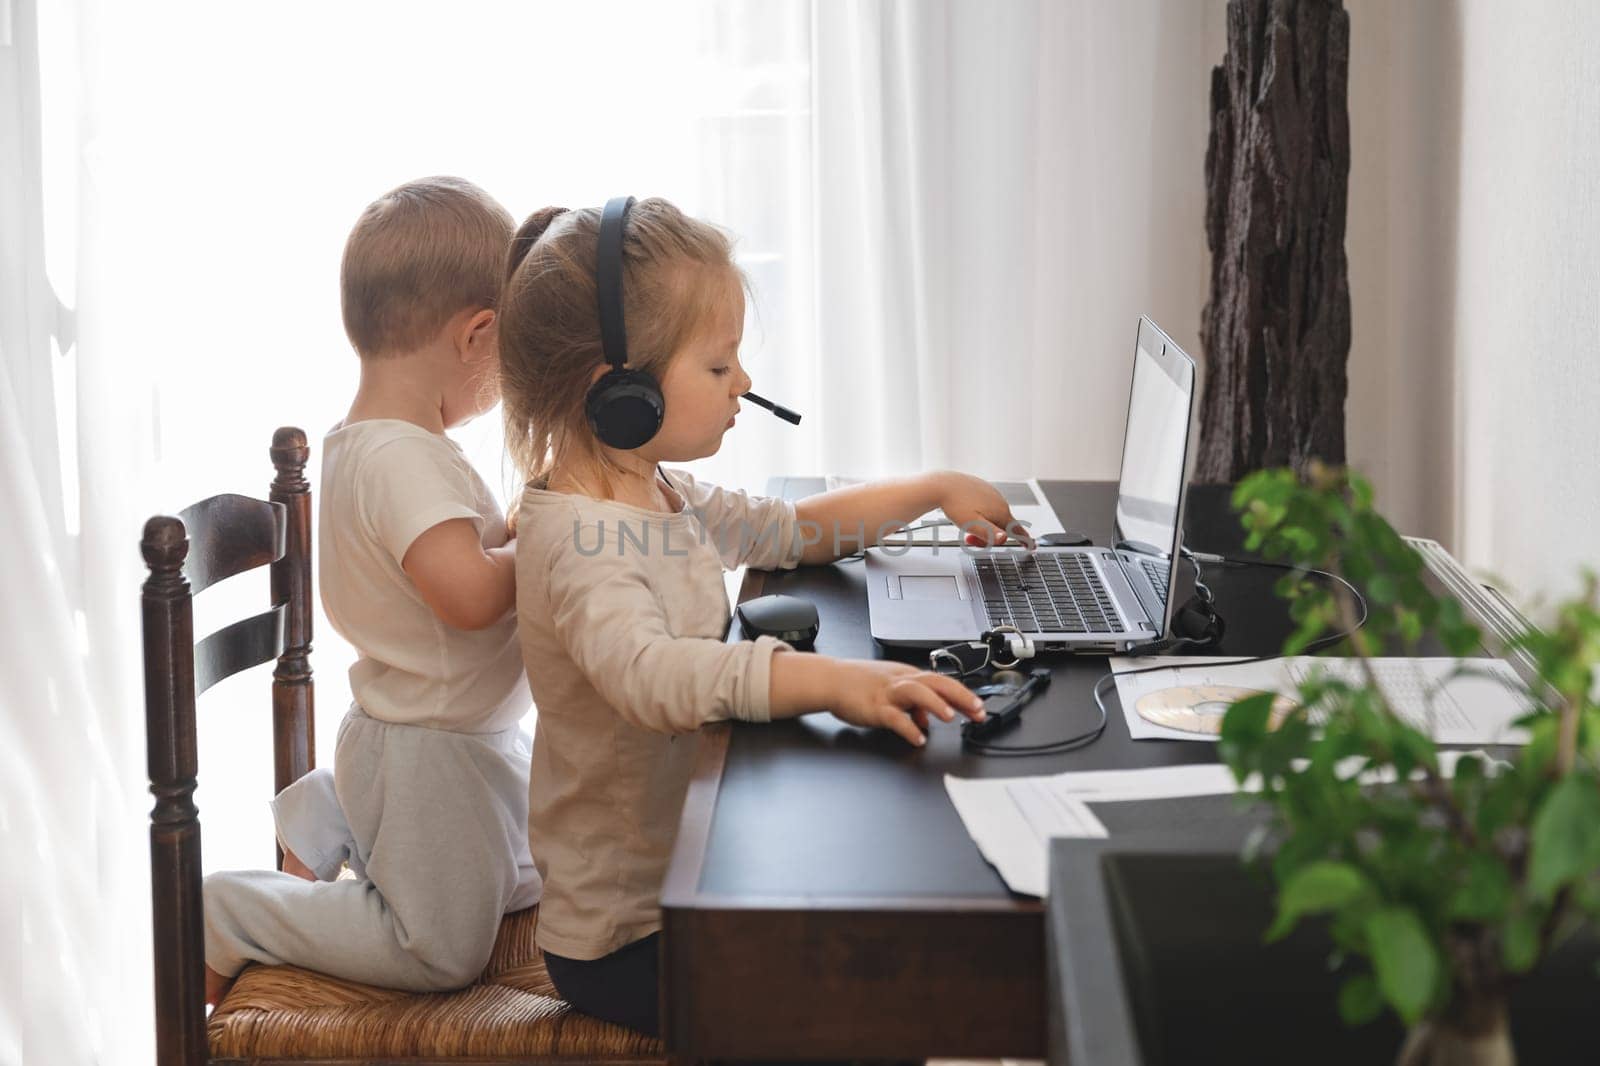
[281,848,316,881]
[205,964,234,1008]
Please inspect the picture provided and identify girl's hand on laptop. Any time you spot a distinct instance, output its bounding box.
[825,659,986,747]
[932,471,1033,548]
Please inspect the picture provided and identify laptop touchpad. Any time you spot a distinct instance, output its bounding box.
[897,575,962,600]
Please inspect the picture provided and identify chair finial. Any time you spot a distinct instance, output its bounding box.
[141,515,189,570]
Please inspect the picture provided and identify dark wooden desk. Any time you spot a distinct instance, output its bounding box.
[659,480,1295,1060]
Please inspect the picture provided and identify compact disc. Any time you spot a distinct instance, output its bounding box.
[1134,685,1297,735]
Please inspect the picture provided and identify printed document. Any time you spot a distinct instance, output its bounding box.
[1108,656,1531,745]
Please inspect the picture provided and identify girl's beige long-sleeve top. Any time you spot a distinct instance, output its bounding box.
[515,468,804,960]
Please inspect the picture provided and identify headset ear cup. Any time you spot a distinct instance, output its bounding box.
[591,196,662,449]
[1173,597,1224,648]
[586,368,665,450]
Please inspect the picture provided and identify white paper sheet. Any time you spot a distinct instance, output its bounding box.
[1107,655,1532,745]
[946,752,1490,897]
[945,778,1108,899]
[944,764,1243,898]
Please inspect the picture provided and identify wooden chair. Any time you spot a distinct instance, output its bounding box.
[141,426,663,1066]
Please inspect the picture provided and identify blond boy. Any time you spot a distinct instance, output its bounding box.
[202,177,539,1001]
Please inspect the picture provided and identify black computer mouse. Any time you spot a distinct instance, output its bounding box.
[1037,530,1093,547]
[736,594,820,648]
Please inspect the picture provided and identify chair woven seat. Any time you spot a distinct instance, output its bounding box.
[208,905,663,1062]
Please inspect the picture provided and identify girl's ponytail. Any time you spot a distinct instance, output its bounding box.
[506,207,570,281]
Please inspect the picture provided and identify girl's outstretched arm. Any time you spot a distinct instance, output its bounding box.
[792,471,1029,565]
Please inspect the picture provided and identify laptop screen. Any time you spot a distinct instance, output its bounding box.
[1112,319,1197,627]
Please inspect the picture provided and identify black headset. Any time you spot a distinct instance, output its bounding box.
[1168,574,1226,646]
[584,195,802,450]
[1128,550,1226,655]
[584,195,803,449]
[586,196,667,450]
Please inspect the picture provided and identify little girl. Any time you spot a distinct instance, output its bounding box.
[499,197,1023,1037]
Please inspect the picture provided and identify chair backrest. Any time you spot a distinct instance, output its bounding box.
[141,426,314,1066]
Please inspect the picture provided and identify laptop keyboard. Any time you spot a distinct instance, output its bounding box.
[972,553,1126,634]
[1140,557,1170,607]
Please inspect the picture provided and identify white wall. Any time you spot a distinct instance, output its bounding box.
[1452,1,1600,606]
[1345,0,1600,608]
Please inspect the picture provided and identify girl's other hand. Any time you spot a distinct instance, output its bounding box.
[825,659,986,746]
[932,471,1033,548]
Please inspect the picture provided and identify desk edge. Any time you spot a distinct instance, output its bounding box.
[660,568,766,908]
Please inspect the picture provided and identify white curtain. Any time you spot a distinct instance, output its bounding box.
[4,2,1230,1062]
[803,0,1221,484]
[3,0,158,1061]
[684,0,1228,492]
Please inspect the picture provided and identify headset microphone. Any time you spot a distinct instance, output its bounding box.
[741,391,802,425]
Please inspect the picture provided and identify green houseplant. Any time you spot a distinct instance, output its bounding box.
[1219,464,1600,1066]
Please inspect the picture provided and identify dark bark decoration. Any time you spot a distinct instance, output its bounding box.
[1197,0,1352,482]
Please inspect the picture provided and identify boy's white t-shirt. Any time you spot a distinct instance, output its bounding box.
[319,419,528,734]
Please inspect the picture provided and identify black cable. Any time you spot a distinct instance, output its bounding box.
[1203,553,1370,649]
[961,677,1109,755]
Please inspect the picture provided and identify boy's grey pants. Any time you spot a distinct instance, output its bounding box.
[203,706,541,991]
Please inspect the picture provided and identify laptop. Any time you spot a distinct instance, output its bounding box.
[864,316,1198,653]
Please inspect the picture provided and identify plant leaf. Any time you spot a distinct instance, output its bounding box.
[1267,861,1375,941]
[1338,973,1384,1026]
[1396,608,1423,645]
[1364,907,1439,1025]
[1447,853,1512,921]
[1502,907,1541,974]
[1522,715,1561,777]
[1220,691,1279,780]
[1529,772,1600,899]
[1437,596,1482,656]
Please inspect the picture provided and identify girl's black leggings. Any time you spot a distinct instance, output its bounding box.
[542,932,660,1038]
